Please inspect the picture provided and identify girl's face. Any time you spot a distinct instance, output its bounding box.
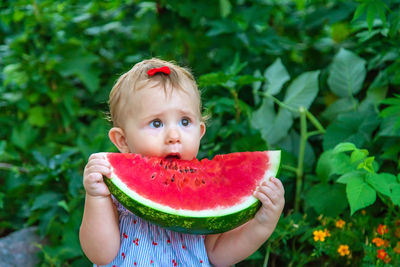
[118,83,205,160]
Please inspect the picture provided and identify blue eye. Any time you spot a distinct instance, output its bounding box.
[150,119,163,128]
[180,118,190,127]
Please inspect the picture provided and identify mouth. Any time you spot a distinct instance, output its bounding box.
[164,153,181,161]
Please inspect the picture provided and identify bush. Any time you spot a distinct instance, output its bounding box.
[1,0,399,266]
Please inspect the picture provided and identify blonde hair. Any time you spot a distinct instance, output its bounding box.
[108,58,204,127]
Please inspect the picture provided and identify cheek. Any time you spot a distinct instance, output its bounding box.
[126,131,160,153]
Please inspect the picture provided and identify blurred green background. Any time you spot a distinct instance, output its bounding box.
[1,0,399,266]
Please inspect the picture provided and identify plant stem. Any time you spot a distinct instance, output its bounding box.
[306,130,324,139]
[295,107,307,212]
[282,164,298,173]
[263,244,271,267]
[229,88,241,122]
[259,92,298,113]
[305,110,325,133]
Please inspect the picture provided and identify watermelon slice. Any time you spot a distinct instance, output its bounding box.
[104,151,280,234]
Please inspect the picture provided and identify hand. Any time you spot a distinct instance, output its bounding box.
[253,177,285,228]
[83,153,112,198]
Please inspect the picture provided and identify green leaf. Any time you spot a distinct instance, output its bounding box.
[366,173,396,197]
[316,150,353,183]
[0,140,6,156]
[198,72,230,87]
[376,104,399,118]
[391,184,400,206]
[323,108,380,150]
[283,70,320,112]
[337,171,365,184]
[235,75,263,87]
[57,200,70,212]
[27,106,47,127]
[0,192,4,209]
[228,53,248,76]
[380,94,400,105]
[263,58,290,95]
[377,116,400,137]
[252,69,263,105]
[207,19,240,36]
[3,63,29,87]
[345,175,376,215]
[352,3,367,22]
[31,192,62,211]
[350,149,368,163]
[357,156,375,173]
[219,0,232,18]
[367,1,387,31]
[246,250,263,260]
[58,50,100,93]
[327,48,366,97]
[322,97,358,121]
[305,183,347,217]
[11,121,39,150]
[251,98,294,146]
[333,142,357,153]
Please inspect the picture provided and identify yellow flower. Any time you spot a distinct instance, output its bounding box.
[313,230,327,242]
[336,219,346,228]
[338,244,350,256]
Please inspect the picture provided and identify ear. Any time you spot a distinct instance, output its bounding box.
[199,122,206,140]
[109,127,130,153]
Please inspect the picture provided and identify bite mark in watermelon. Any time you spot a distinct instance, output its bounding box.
[104,151,281,234]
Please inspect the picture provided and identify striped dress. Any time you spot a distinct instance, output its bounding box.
[96,196,212,267]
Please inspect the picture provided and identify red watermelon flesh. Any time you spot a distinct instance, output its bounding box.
[105,151,280,234]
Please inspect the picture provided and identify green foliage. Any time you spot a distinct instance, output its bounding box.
[1,0,399,266]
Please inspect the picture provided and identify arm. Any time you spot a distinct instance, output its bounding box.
[79,153,120,265]
[205,177,285,267]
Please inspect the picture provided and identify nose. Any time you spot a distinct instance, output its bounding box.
[165,127,181,144]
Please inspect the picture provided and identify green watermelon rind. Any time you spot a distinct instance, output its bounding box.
[105,176,261,234]
[104,150,281,234]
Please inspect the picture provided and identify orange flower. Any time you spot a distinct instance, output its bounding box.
[372,237,385,247]
[337,245,350,256]
[395,227,400,239]
[384,256,391,263]
[336,219,346,228]
[377,224,388,235]
[394,242,400,254]
[377,249,387,260]
[324,228,331,237]
[361,210,366,215]
[313,230,327,242]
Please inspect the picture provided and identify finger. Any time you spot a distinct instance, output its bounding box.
[86,158,110,169]
[89,153,108,161]
[253,190,272,207]
[261,177,284,196]
[270,177,284,189]
[269,177,285,196]
[88,172,104,183]
[84,165,111,178]
[257,185,279,204]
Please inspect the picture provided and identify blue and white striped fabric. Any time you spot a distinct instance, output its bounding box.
[96,197,212,267]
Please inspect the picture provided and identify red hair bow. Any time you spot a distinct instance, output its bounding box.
[147,66,171,76]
